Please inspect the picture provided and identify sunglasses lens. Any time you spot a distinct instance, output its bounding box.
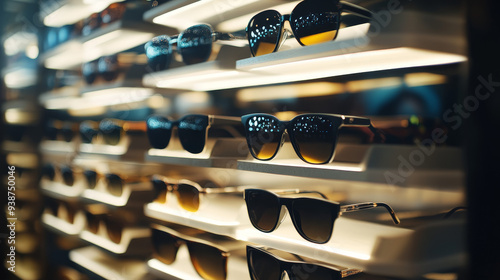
[291,0,340,46]
[245,190,280,232]
[151,178,167,204]
[42,163,56,181]
[188,242,227,280]
[105,174,123,196]
[99,119,122,145]
[146,116,173,149]
[178,115,209,154]
[60,125,74,142]
[248,247,280,280]
[80,121,98,144]
[85,212,99,234]
[178,24,213,65]
[61,166,74,186]
[243,115,283,160]
[176,183,200,212]
[151,229,179,265]
[105,217,123,244]
[289,115,339,164]
[247,10,282,56]
[98,55,119,81]
[292,199,338,243]
[82,61,98,84]
[145,35,172,71]
[83,170,98,189]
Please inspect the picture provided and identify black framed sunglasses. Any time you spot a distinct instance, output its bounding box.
[45,120,77,142]
[41,163,78,187]
[244,188,400,244]
[246,0,372,56]
[241,113,382,164]
[146,114,242,154]
[151,224,230,280]
[247,245,362,280]
[145,24,245,71]
[80,119,147,145]
[83,170,146,197]
[82,55,120,85]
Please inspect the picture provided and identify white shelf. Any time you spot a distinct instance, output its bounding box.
[41,0,126,27]
[70,246,148,280]
[40,179,86,200]
[40,140,79,154]
[80,227,151,256]
[79,134,148,162]
[42,212,85,237]
[80,181,153,208]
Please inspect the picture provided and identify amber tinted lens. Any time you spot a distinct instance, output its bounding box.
[176,183,200,212]
[188,242,227,280]
[105,216,123,244]
[290,0,340,46]
[243,115,284,160]
[83,170,98,189]
[245,189,280,232]
[60,166,74,186]
[59,203,76,224]
[151,229,180,264]
[289,115,339,164]
[99,119,122,145]
[85,212,99,234]
[146,115,173,149]
[151,178,167,204]
[247,10,282,56]
[178,115,209,154]
[248,247,281,280]
[291,198,338,244]
[105,174,123,196]
[178,24,213,65]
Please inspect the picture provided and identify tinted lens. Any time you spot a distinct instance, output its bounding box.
[82,61,98,84]
[290,0,340,46]
[146,115,173,149]
[99,119,122,145]
[151,178,167,204]
[80,121,98,144]
[60,125,74,142]
[85,212,99,234]
[248,247,281,280]
[245,190,280,232]
[188,242,227,280]
[42,163,56,181]
[176,183,200,212]
[247,10,282,56]
[289,115,339,164]
[291,198,338,243]
[178,24,213,65]
[45,125,58,140]
[290,263,339,280]
[105,216,123,244]
[145,35,172,71]
[60,166,74,186]
[83,170,98,189]
[59,203,76,224]
[98,55,119,81]
[105,174,123,196]
[151,229,180,265]
[178,115,209,154]
[243,115,284,160]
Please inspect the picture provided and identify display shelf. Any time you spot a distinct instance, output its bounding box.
[237,144,464,189]
[42,212,85,237]
[41,0,126,27]
[2,64,38,89]
[145,138,248,168]
[79,133,149,162]
[40,140,79,154]
[2,140,39,154]
[40,179,86,200]
[80,181,154,208]
[79,227,152,256]
[69,246,149,280]
[147,248,250,280]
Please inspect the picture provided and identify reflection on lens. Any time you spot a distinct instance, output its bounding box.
[289,115,339,164]
[106,217,123,244]
[291,0,340,46]
[248,247,280,280]
[151,179,167,204]
[247,10,282,56]
[176,183,200,212]
[83,170,98,189]
[292,198,338,244]
[145,35,173,71]
[245,189,280,232]
[178,24,213,65]
[60,166,74,186]
[244,115,283,160]
[152,229,180,265]
[146,115,173,149]
[99,119,122,145]
[106,174,123,196]
[188,242,227,280]
[178,115,208,154]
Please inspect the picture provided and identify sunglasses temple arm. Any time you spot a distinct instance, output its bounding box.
[340,1,373,19]
[443,206,468,219]
[273,189,329,199]
[340,202,401,224]
[341,116,386,143]
[213,31,247,41]
[341,268,363,278]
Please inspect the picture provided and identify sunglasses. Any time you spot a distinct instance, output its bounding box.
[145,24,245,71]
[244,188,400,244]
[84,210,128,244]
[247,245,362,280]
[246,0,372,56]
[45,120,77,142]
[151,224,231,280]
[80,119,147,145]
[146,114,242,154]
[241,113,381,164]
[41,163,79,187]
[82,55,120,85]
[81,2,127,36]
[45,198,79,225]
[83,170,146,197]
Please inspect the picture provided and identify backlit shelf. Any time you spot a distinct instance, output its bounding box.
[80,181,154,208]
[42,212,85,237]
[79,228,152,256]
[41,0,126,27]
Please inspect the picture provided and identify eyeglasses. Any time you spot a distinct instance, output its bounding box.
[151,175,242,212]
[241,113,382,164]
[80,119,147,145]
[82,55,120,85]
[244,188,400,244]
[145,24,245,71]
[246,0,372,56]
[151,224,230,280]
[146,114,242,154]
[247,246,362,280]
